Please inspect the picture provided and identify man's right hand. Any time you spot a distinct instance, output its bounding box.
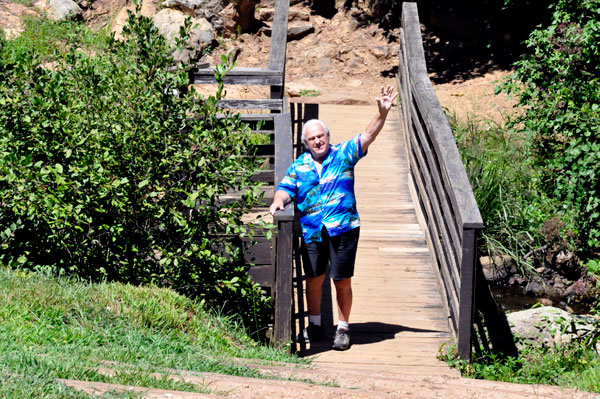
[269,190,291,216]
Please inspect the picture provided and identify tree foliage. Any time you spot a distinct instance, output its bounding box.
[0,9,270,330]
[500,0,600,252]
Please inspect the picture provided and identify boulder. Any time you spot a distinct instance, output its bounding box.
[507,307,599,351]
[152,9,214,63]
[110,0,156,40]
[35,0,82,20]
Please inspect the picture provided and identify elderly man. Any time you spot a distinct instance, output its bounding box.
[269,85,397,350]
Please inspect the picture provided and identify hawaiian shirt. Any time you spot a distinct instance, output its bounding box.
[276,134,365,243]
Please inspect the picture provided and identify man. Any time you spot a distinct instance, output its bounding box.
[269,85,397,350]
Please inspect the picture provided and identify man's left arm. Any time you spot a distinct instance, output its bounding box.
[361,85,398,153]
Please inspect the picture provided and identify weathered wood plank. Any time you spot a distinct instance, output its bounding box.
[268,0,290,71]
[407,125,461,296]
[274,220,293,345]
[218,99,284,110]
[192,67,284,85]
[248,265,274,287]
[408,95,463,258]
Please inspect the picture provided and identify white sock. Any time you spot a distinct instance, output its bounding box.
[337,320,349,331]
[309,314,321,326]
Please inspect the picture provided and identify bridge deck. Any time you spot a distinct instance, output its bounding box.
[301,104,457,376]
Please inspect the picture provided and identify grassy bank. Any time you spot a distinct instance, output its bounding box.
[0,267,302,398]
[447,114,600,392]
[440,342,600,393]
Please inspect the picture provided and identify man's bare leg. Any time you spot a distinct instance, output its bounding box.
[333,277,352,323]
[306,274,326,317]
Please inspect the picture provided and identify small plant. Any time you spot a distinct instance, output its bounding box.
[585,259,600,277]
[298,89,320,97]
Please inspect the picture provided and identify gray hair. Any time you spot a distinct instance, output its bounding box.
[301,119,330,148]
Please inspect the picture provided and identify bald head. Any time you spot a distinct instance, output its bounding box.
[301,119,330,148]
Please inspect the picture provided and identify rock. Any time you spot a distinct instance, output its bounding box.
[0,3,38,39]
[525,281,545,296]
[507,307,599,351]
[109,0,156,39]
[152,9,214,63]
[161,0,207,13]
[286,81,320,97]
[257,7,274,21]
[563,279,589,299]
[287,25,314,41]
[480,255,517,283]
[536,298,554,307]
[35,0,82,20]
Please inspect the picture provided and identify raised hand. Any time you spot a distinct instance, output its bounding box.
[375,84,398,113]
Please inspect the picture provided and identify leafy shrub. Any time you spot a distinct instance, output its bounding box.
[0,10,270,332]
[499,0,600,252]
[450,116,558,271]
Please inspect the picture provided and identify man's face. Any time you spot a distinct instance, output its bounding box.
[305,123,330,161]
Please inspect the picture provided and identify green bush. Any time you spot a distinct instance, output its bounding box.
[0,10,269,331]
[450,116,559,271]
[499,0,600,252]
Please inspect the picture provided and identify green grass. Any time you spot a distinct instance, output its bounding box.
[0,267,303,398]
[298,89,320,97]
[2,16,111,62]
[449,114,560,274]
[439,341,600,393]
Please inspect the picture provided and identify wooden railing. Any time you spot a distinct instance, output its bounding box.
[397,2,483,360]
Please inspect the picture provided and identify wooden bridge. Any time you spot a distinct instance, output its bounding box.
[194,0,512,369]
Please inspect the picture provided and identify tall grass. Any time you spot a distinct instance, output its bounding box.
[0,267,302,398]
[449,114,558,273]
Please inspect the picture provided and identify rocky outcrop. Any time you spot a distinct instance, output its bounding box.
[34,0,82,20]
[152,8,214,63]
[507,307,599,351]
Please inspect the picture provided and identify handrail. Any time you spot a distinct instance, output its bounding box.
[398,2,483,360]
[272,112,294,344]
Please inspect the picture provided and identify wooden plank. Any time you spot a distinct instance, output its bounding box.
[457,228,477,360]
[408,121,461,296]
[250,170,274,183]
[248,265,274,287]
[218,99,283,110]
[408,96,463,257]
[274,113,293,187]
[193,67,284,85]
[408,147,460,319]
[244,240,273,265]
[274,220,293,345]
[268,0,290,71]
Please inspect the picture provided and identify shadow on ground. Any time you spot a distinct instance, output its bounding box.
[299,322,447,357]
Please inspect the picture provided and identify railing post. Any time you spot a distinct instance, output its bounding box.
[273,218,293,345]
[458,228,477,359]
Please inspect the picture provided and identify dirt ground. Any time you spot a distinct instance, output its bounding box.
[199,1,517,123]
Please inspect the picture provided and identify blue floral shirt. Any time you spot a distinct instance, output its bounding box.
[276,134,365,243]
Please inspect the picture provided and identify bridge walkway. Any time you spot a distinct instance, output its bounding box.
[298,104,457,376]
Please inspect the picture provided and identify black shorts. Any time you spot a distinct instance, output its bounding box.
[301,226,360,281]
